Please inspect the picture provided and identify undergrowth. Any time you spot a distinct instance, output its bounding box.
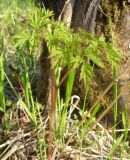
[0,0,129,159]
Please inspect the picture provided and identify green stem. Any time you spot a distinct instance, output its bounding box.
[113,66,118,127]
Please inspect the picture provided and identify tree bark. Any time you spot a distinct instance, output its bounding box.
[37,0,100,31]
[71,0,100,32]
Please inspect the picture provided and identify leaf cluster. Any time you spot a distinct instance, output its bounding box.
[1,6,123,90]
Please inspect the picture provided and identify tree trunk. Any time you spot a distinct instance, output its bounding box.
[71,0,100,32]
[37,0,100,31]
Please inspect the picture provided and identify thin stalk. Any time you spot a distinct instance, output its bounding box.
[0,38,8,132]
[0,53,7,132]
[109,18,118,136]
[98,12,129,138]
[48,69,57,160]
[48,63,73,159]
[113,66,118,136]
[58,64,75,88]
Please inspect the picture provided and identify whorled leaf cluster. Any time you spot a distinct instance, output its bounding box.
[0,5,123,91]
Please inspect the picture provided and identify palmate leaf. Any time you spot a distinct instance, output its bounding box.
[47,21,72,47]
[86,50,105,68]
[50,47,66,68]
[46,22,68,47]
[80,62,93,92]
[106,43,123,67]
[71,54,83,69]
[14,30,40,53]
[98,34,106,43]
[14,31,30,48]
[78,31,105,68]
[28,8,53,30]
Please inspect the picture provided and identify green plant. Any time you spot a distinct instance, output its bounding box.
[0,45,7,131]
[0,1,125,159]
[11,7,123,158]
[108,134,124,159]
[122,105,129,140]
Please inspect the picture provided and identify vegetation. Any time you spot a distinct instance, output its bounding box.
[0,0,129,159]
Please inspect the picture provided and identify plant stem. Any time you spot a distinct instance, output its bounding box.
[58,65,75,88]
[48,69,57,160]
[113,66,118,135]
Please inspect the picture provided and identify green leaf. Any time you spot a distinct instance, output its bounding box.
[98,34,106,43]
[83,103,101,136]
[106,43,123,66]
[18,99,36,124]
[108,134,124,159]
[14,32,30,48]
[80,62,93,91]
[86,51,105,68]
